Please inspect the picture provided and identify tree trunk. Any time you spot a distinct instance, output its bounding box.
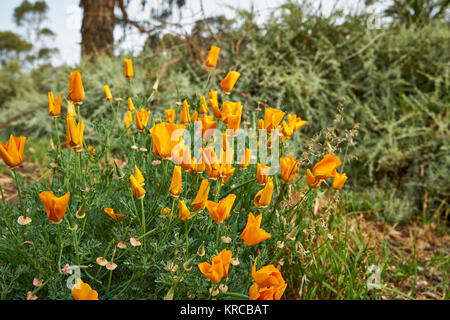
[80,0,115,58]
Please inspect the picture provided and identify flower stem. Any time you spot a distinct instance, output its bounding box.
[140,198,145,250]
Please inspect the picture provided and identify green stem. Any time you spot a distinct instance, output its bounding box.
[11,169,24,217]
[57,224,63,273]
[140,198,145,250]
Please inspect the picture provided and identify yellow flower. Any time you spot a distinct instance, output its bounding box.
[0,134,26,168]
[124,58,134,79]
[48,92,62,117]
[127,97,135,111]
[198,249,232,283]
[206,194,236,224]
[205,45,220,68]
[202,147,221,179]
[134,108,151,132]
[240,212,271,246]
[254,177,274,208]
[199,95,209,114]
[256,163,270,185]
[280,157,298,183]
[169,165,182,197]
[180,99,191,124]
[263,107,285,133]
[208,90,221,119]
[38,191,70,224]
[312,154,342,180]
[281,120,293,138]
[249,257,287,300]
[71,279,99,300]
[221,101,243,124]
[178,200,191,221]
[220,71,240,95]
[68,70,85,103]
[332,172,348,190]
[288,114,307,131]
[200,115,217,140]
[130,174,146,199]
[66,115,84,151]
[134,165,145,186]
[165,109,176,123]
[104,85,113,101]
[192,111,198,122]
[149,122,186,160]
[191,179,210,211]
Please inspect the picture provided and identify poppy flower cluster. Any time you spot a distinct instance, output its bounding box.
[0,44,350,301]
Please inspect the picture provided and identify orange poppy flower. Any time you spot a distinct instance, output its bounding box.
[220,71,240,95]
[221,101,243,124]
[312,154,342,180]
[165,109,176,123]
[48,92,62,117]
[206,194,236,224]
[66,115,84,151]
[198,249,232,283]
[38,191,70,224]
[249,257,287,300]
[254,177,274,208]
[134,165,145,186]
[71,279,99,300]
[280,157,298,183]
[263,107,285,133]
[191,179,210,211]
[130,174,146,199]
[332,172,348,190]
[178,200,191,221]
[199,95,209,114]
[134,108,151,132]
[0,134,26,168]
[149,122,186,160]
[240,212,271,246]
[256,163,270,185]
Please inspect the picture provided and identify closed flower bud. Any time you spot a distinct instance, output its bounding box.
[104,85,113,101]
[68,70,85,103]
[124,58,134,79]
[169,165,182,197]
